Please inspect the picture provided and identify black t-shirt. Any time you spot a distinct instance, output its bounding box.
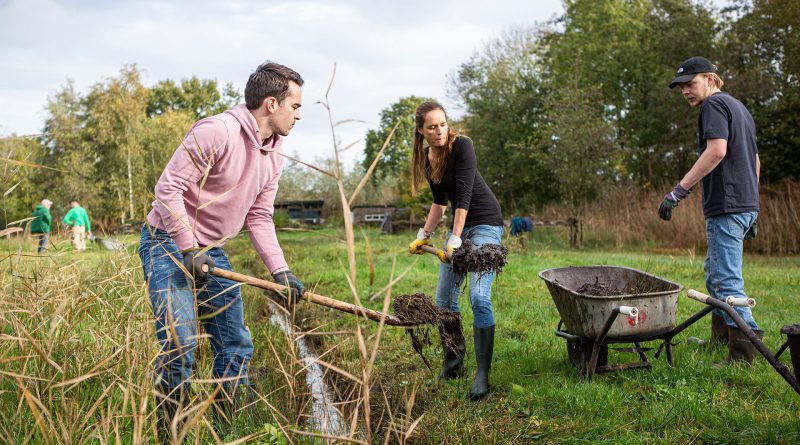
[427,136,503,228]
[697,92,760,218]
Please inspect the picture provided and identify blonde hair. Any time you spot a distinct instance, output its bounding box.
[410,101,458,196]
[705,72,724,89]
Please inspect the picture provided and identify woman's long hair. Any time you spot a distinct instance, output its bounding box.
[410,101,458,196]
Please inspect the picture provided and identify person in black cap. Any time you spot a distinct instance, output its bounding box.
[660,57,762,364]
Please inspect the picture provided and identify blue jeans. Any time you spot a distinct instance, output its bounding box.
[138,225,254,390]
[435,225,503,328]
[35,233,48,253]
[705,211,759,330]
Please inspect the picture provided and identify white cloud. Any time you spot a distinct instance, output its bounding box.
[0,0,563,165]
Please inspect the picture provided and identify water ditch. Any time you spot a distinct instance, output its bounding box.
[266,300,345,436]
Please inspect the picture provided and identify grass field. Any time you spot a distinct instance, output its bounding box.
[1,226,798,444]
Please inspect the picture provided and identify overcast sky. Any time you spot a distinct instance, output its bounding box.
[0,0,727,166]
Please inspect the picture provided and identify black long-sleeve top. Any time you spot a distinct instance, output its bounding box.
[427,136,503,229]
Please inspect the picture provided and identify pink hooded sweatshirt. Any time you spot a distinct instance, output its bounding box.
[146,104,289,274]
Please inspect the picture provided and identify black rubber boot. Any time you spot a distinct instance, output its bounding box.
[438,325,466,380]
[156,385,189,444]
[469,325,494,401]
[710,313,729,345]
[727,326,764,364]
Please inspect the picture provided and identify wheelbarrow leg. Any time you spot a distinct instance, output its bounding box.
[584,341,602,382]
[666,341,674,367]
[634,342,650,365]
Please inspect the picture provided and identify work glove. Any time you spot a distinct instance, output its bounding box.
[445,234,462,255]
[409,228,432,255]
[658,183,690,221]
[273,269,305,305]
[435,249,449,263]
[744,220,758,240]
[182,249,216,280]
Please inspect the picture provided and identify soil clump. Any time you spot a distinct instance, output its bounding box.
[393,293,464,367]
[577,277,620,296]
[451,239,508,276]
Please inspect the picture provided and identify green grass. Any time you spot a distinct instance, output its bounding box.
[1,227,799,444]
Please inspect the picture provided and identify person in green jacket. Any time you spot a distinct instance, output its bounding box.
[30,199,53,253]
[63,199,91,251]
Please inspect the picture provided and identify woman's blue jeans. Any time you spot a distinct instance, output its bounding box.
[705,211,759,330]
[138,225,254,390]
[435,225,503,328]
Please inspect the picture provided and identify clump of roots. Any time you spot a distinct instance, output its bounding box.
[393,293,464,368]
[451,239,508,276]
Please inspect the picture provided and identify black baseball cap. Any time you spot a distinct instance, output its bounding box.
[669,57,717,88]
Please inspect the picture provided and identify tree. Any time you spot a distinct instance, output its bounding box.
[362,95,433,186]
[147,77,240,119]
[450,27,559,212]
[719,0,800,181]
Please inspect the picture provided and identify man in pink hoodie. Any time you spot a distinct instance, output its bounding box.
[138,61,304,437]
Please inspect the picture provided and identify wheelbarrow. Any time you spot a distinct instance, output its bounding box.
[686,289,800,396]
[539,266,716,382]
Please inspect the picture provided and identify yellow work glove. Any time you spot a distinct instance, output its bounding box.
[445,234,462,255]
[409,228,432,255]
[435,249,449,263]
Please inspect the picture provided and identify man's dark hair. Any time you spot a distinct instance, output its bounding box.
[245,62,304,110]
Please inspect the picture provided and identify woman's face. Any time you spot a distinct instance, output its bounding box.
[419,109,448,148]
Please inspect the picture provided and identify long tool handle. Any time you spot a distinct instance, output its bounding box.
[419,244,452,261]
[202,265,414,327]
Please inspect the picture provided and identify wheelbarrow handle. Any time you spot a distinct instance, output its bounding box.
[200,265,415,327]
[687,290,756,307]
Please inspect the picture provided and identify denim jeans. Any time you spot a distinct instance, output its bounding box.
[35,233,48,253]
[435,225,503,328]
[138,225,254,390]
[705,211,759,330]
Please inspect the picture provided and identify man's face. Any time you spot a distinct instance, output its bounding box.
[419,109,449,148]
[268,81,302,137]
[679,74,714,107]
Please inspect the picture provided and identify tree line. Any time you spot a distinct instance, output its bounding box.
[364,0,799,215]
[1,66,239,229]
[1,0,797,229]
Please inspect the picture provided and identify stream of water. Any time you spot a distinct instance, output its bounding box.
[267,301,344,436]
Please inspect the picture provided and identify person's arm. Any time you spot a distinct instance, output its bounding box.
[756,153,760,182]
[451,138,476,238]
[44,211,52,226]
[677,138,727,190]
[245,156,288,275]
[153,118,227,250]
[63,209,74,226]
[422,204,446,234]
[83,210,91,234]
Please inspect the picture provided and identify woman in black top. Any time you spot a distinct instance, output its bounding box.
[408,101,504,400]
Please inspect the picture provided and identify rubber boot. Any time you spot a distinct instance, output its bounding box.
[156,385,189,444]
[727,326,763,364]
[438,325,466,380]
[469,325,494,401]
[710,313,728,345]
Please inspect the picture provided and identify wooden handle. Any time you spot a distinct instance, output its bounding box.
[419,244,451,260]
[201,265,414,327]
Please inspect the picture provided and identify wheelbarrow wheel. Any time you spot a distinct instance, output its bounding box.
[568,338,608,369]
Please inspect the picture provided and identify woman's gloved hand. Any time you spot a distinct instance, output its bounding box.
[409,228,432,255]
[445,234,462,255]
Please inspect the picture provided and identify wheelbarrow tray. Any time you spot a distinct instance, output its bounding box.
[539,266,683,339]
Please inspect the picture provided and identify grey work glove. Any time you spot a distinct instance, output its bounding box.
[182,249,216,280]
[744,220,758,240]
[658,183,691,221]
[273,269,305,306]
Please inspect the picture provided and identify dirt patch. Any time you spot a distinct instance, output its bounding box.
[451,239,508,276]
[577,277,620,296]
[393,293,464,369]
